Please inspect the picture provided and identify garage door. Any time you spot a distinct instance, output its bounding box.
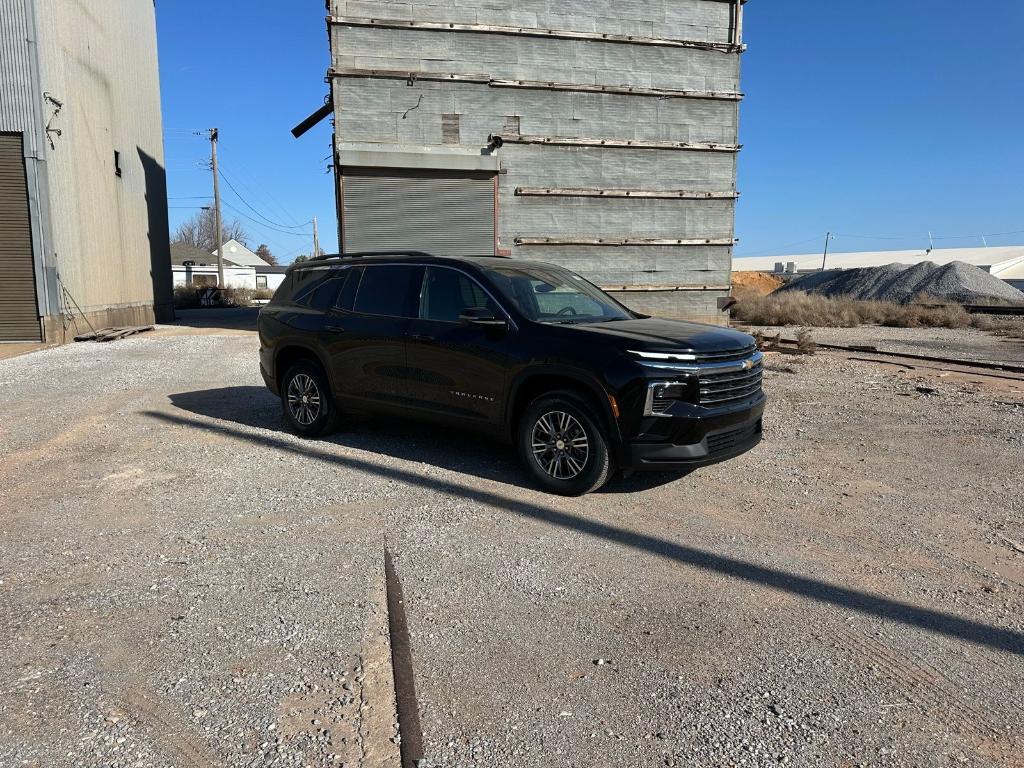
[0,133,41,341]
[342,169,495,257]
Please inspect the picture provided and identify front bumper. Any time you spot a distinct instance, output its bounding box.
[622,395,765,469]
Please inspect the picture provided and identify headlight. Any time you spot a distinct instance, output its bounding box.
[644,380,689,417]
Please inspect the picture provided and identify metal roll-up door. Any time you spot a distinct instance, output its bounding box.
[342,169,495,257]
[0,133,41,341]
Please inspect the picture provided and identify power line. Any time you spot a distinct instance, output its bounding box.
[218,155,306,227]
[933,228,1024,240]
[218,168,312,230]
[834,232,906,241]
[221,200,314,237]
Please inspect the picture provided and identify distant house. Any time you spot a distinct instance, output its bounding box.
[215,239,269,268]
[169,241,288,292]
[170,243,256,290]
[212,239,287,291]
[252,264,289,291]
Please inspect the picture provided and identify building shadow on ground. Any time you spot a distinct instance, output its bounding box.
[145,404,1024,657]
[167,386,689,494]
[170,308,260,332]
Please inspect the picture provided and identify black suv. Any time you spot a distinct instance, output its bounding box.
[258,254,765,495]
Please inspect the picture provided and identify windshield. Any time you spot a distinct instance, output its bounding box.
[483,264,634,324]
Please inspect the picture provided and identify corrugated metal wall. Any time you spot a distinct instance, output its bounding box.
[0,0,35,137]
[32,0,172,320]
[342,170,495,256]
[0,132,41,340]
[0,0,48,335]
[328,0,743,321]
[1,0,174,336]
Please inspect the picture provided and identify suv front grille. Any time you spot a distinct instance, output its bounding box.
[691,344,758,364]
[636,348,764,412]
[699,358,763,406]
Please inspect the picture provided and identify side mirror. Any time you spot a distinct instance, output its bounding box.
[459,307,507,329]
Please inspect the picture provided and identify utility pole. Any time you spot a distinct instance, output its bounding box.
[821,232,835,272]
[312,216,320,259]
[209,128,225,288]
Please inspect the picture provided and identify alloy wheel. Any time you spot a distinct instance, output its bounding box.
[286,373,321,426]
[531,410,590,480]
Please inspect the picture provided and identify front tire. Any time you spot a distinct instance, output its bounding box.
[281,360,341,437]
[519,391,614,495]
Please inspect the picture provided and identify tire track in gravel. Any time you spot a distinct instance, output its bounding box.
[834,625,1023,764]
[0,391,141,479]
[114,688,221,768]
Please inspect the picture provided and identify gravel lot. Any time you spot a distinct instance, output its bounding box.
[1,321,1023,768]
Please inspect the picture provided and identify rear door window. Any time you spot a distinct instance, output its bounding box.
[420,267,499,322]
[353,265,424,318]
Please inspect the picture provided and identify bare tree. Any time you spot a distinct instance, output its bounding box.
[172,208,249,252]
[255,244,278,265]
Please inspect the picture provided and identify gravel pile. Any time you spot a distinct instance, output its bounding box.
[779,260,1024,304]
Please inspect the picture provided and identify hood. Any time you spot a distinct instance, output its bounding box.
[558,317,754,353]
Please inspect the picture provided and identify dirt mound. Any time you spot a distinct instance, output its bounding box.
[779,260,1024,305]
[732,271,784,297]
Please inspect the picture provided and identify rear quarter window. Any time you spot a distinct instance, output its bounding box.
[353,265,424,318]
[293,269,345,310]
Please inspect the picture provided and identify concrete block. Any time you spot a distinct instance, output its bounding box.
[475,9,539,27]
[338,112,398,142]
[346,1,413,20]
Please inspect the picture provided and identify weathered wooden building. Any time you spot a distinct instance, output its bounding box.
[325,0,745,321]
[0,0,172,343]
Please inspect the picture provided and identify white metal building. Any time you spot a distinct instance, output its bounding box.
[0,0,172,342]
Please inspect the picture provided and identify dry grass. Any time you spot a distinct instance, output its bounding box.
[733,291,976,329]
[971,314,1024,339]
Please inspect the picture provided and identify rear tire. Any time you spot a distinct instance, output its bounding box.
[519,391,614,496]
[281,360,341,437]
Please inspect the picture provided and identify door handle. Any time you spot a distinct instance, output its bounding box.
[410,333,435,343]
[325,324,345,333]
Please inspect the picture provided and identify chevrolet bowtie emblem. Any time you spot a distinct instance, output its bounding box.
[742,359,754,370]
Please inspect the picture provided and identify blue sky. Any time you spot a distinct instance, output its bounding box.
[156,1,1024,263]
[157,2,334,262]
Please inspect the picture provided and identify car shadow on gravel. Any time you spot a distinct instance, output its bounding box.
[145,406,1024,657]
[167,387,690,494]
